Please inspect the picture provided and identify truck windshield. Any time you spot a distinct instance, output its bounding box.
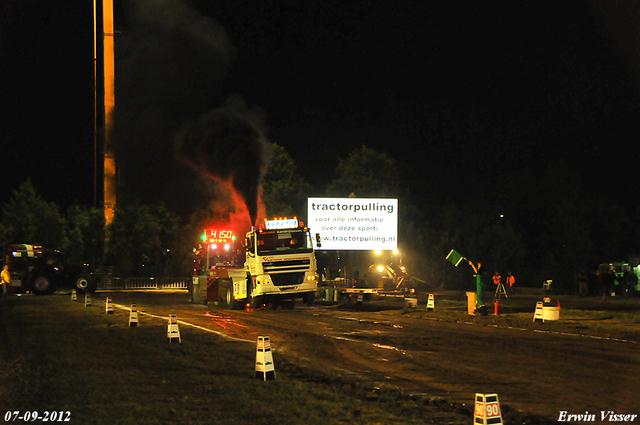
[256,229,313,255]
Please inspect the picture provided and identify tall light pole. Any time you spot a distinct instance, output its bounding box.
[94,0,117,225]
[103,0,116,225]
[93,0,98,208]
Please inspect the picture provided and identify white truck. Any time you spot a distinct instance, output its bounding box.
[225,218,319,309]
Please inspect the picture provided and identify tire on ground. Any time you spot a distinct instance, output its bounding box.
[251,295,264,309]
[226,282,241,310]
[32,274,56,295]
[302,291,315,306]
[276,299,295,310]
[74,274,96,294]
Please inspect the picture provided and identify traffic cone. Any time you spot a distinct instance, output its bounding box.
[105,297,114,314]
[71,290,77,302]
[426,294,435,311]
[533,301,543,322]
[494,300,499,315]
[557,300,561,309]
[167,314,181,343]
[129,304,139,327]
[474,393,503,425]
[85,293,92,307]
[255,336,276,381]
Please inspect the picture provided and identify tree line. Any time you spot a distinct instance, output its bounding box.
[268,144,639,292]
[1,144,637,292]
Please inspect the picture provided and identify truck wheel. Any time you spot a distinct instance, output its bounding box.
[302,291,315,306]
[281,299,295,310]
[226,284,240,310]
[251,295,264,310]
[74,274,96,294]
[32,274,56,295]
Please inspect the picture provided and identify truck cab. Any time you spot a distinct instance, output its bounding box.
[227,218,318,309]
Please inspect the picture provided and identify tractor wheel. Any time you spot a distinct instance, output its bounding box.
[32,274,56,295]
[74,274,96,294]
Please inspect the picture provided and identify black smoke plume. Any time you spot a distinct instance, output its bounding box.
[113,0,269,221]
[176,101,269,224]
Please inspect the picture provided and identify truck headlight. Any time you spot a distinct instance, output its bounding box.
[306,274,317,281]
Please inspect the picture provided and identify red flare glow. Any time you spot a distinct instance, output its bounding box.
[201,174,266,236]
[204,311,248,329]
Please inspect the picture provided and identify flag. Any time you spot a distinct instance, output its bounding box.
[446,249,464,267]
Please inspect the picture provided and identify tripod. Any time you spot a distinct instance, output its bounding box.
[494,281,509,303]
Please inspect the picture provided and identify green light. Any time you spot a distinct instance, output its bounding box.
[201,234,206,241]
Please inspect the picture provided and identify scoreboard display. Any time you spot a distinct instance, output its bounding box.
[203,229,234,243]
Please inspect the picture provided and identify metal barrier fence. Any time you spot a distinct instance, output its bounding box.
[97,276,190,290]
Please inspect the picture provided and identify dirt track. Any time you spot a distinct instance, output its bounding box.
[103,290,640,422]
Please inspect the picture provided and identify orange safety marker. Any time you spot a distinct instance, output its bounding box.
[474,393,503,425]
[167,314,181,343]
[71,290,77,302]
[129,304,139,327]
[105,297,114,314]
[494,301,499,316]
[426,294,435,311]
[255,336,275,381]
[85,293,92,307]
[533,301,543,322]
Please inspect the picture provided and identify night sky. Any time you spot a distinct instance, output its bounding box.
[2,1,640,218]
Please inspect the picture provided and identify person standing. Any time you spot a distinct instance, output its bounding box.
[468,260,487,315]
[1,265,10,301]
[493,271,501,287]
[507,272,516,295]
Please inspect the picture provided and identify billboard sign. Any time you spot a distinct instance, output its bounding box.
[307,197,398,250]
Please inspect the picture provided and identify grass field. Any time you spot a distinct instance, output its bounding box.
[3,291,633,425]
[0,294,477,425]
[408,290,640,342]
